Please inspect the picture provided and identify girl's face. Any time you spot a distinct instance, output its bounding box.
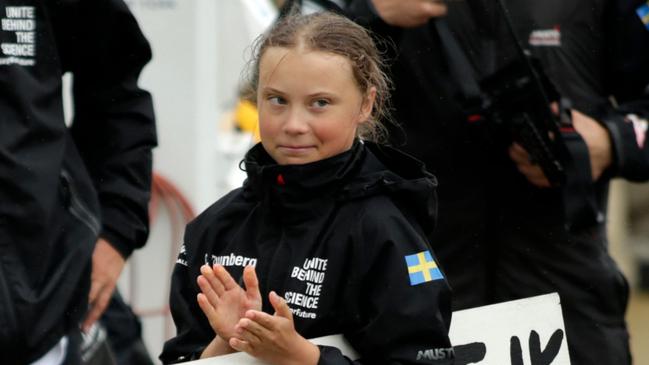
[257,46,375,165]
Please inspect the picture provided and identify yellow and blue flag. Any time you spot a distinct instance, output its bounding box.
[638,1,649,30]
[405,250,444,286]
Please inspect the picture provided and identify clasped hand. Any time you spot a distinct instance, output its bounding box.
[508,109,612,188]
[196,265,319,365]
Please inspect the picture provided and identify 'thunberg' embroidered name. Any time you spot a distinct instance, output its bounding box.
[205,253,258,268]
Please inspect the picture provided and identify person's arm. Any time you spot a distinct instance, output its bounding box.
[59,0,157,329]
[598,100,649,181]
[161,194,254,363]
[314,207,454,365]
[597,0,649,181]
[160,230,219,363]
[509,102,649,187]
[68,0,156,259]
[509,109,615,188]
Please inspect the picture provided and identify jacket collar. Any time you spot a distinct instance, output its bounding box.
[241,140,437,234]
[242,140,365,204]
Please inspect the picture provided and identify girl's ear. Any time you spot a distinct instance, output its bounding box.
[359,86,377,124]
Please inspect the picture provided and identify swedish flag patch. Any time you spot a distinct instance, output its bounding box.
[405,251,443,286]
[638,1,649,30]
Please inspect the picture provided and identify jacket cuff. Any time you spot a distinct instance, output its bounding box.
[100,227,133,259]
[603,112,649,181]
[317,345,349,365]
[100,206,148,258]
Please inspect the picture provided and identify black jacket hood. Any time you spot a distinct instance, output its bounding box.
[242,140,438,236]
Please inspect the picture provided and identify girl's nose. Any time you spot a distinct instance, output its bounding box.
[282,107,309,134]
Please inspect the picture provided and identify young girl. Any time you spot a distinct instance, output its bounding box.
[160,11,454,365]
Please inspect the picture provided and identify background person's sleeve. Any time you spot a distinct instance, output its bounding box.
[62,0,158,258]
[599,0,649,182]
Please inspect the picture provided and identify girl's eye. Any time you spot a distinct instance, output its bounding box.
[312,99,330,108]
[268,96,286,105]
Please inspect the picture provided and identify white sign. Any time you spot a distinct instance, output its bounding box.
[450,293,571,364]
[181,293,570,364]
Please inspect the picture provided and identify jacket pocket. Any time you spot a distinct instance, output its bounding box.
[59,169,101,236]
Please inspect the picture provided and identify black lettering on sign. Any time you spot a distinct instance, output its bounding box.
[454,342,486,364]
[510,329,564,365]
[511,336,524,365]
[529,329,564,365]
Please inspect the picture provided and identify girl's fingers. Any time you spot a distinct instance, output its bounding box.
[197,275,220,305]
[244,310,276,330]
[238,317,272,341]
[269,291,293,320]
[229,337,253,354]
[197,293,216,319]
[243,266,261,300]
[200,265,225,296]
[213,264,239,291]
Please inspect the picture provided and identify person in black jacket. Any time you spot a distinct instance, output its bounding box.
[0,0,156,364]
[161,11,454,365]
[340,0,649,364]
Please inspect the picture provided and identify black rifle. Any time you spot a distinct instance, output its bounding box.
[434,0,569,187]
[475,56,569,186]
[435,0,600,229]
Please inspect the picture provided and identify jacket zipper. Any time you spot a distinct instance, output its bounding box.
[60,170,101,236]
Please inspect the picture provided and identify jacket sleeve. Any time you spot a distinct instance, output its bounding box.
[160,227,215,364]
[599,100,649,181]
[160,193,248,363]
[599,0,649,181]
[318,206,454,365]
[62,0,157,258]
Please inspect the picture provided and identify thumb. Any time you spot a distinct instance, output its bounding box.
[243,266,261,300]
[269,291,293,320]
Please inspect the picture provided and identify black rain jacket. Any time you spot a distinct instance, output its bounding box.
[160,142,454,365]
[0,0,156,362]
